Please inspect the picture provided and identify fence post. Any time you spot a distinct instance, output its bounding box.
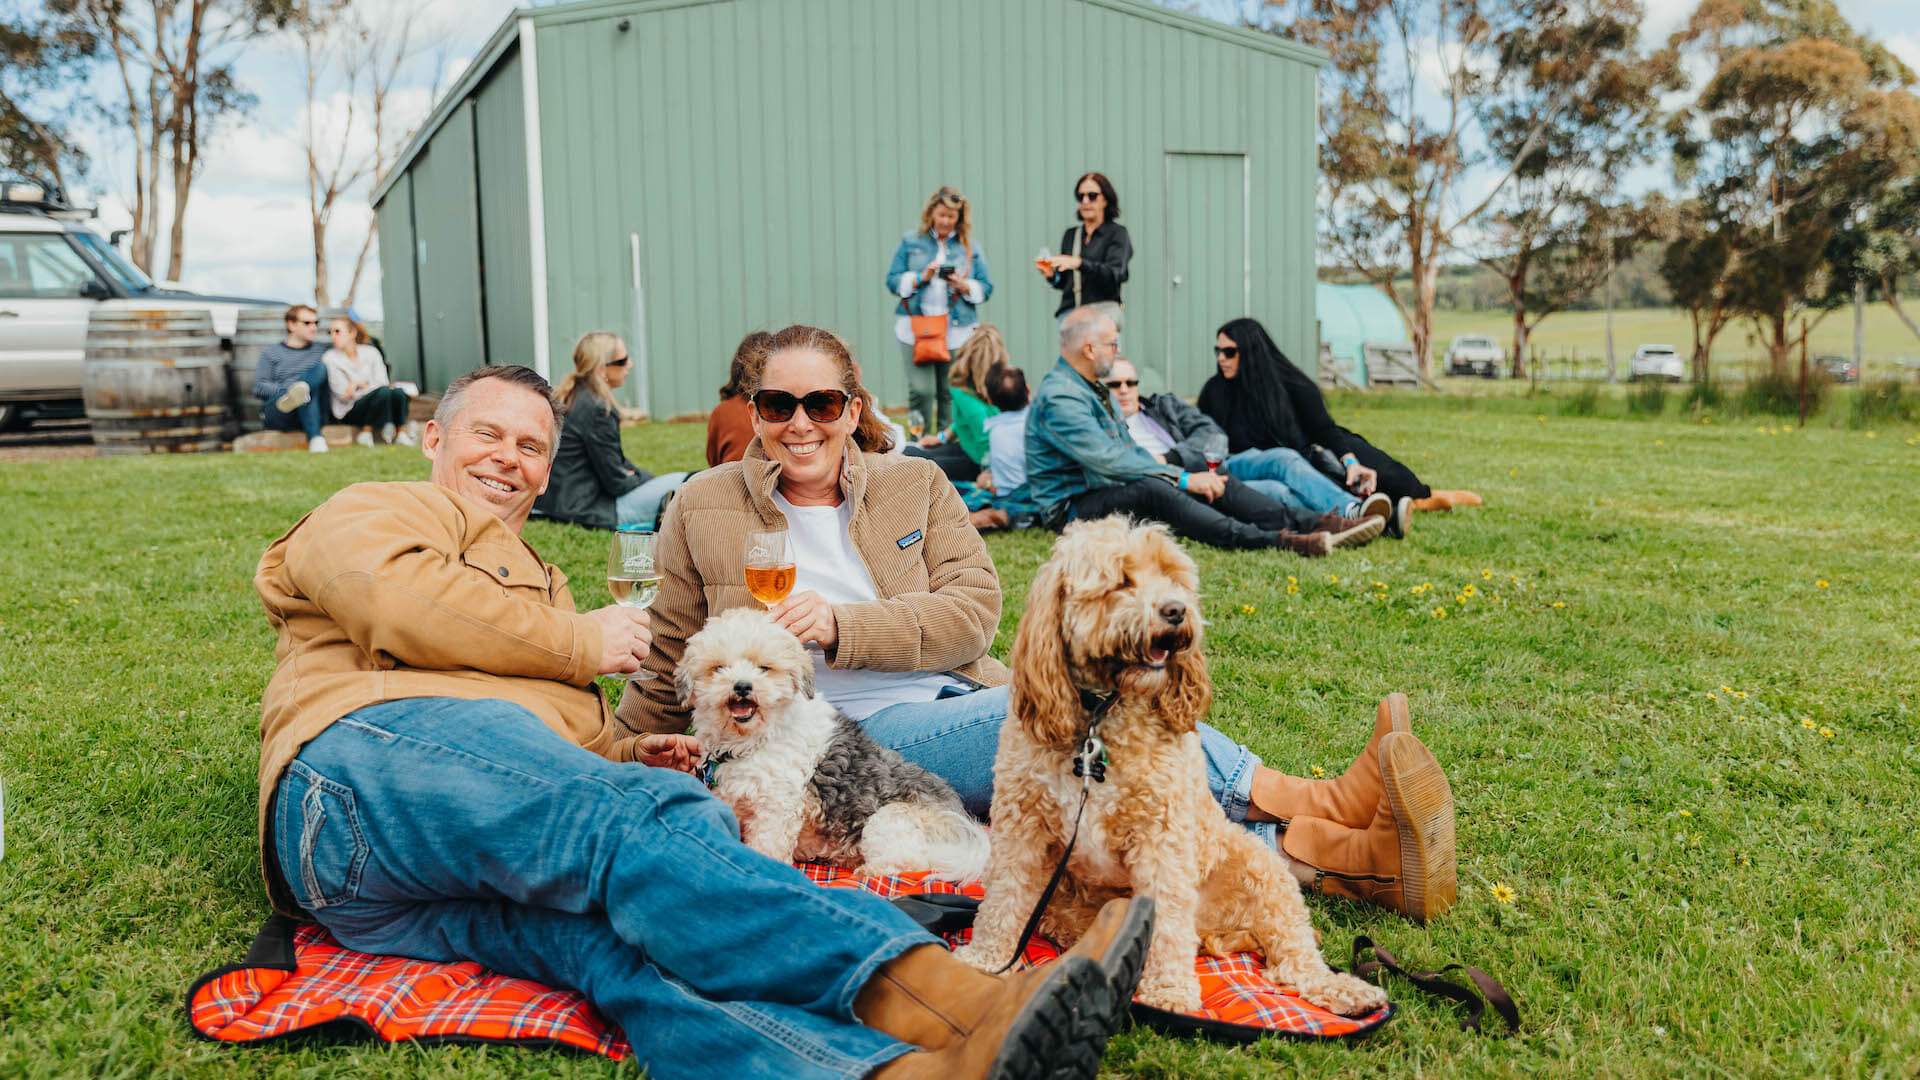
[1797,318,1809,429]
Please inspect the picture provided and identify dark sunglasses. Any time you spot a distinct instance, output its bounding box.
[607,356,631,367]
[751,388,849,423]
[1076,190,1103,202]
[1214,346,1239,359]
[295,318,319,326]
[1103,378,1139,389]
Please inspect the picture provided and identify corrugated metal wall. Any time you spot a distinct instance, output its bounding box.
[378,0,1320,414]
[374,172,422,385]
[531,0,1320,417]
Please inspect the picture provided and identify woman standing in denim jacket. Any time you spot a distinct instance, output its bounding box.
[885,186,993,433]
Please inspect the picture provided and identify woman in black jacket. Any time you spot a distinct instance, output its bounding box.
[1198,318,1481,531]
[534,332,688,530]
[1039,171,1132,333]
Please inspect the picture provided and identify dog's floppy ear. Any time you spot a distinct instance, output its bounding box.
[797,652,816,699]
[1154,643,1211,735]
[673,656,696,708]
[1009,553,1083,749]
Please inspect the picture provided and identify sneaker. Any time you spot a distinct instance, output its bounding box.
[378,422,397,444]
[354,429,375,448]
[275,381,311,414]
[1358,492,1394,529]
[1325,515,1386,549]
[307,435,330,453]
[395,429,418,447]
[1275,530,1333,557]
[1390,496,1413,539]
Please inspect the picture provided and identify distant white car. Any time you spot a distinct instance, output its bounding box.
[1629,345,1685,382]
[1445,335,1503,377]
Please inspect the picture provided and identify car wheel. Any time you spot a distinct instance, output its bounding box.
[0,402,18,432]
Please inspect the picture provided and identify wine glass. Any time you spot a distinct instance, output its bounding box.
[607,527,661,682]
[1200,432,1230,473]
[1035,247,1054,275]
[744,528,797,609]
[906,409,926,441]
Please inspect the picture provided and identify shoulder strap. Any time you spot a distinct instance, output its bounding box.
[1347,935,1520,1034]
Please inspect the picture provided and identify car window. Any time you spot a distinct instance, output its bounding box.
[0,234,101,299]
[69,229,153,293]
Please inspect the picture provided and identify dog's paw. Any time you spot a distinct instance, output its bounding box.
[1135,971,1203,1014]
[949,942,997,973]
[1292,970,1389,1016]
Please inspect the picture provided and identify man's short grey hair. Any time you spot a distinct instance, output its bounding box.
[433,365,564,430]
[1059,306,1115,356]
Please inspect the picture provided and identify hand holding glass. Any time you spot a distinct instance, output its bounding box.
[608,529,661,681]
[1200,432,1229,473]
[745,528,797,608]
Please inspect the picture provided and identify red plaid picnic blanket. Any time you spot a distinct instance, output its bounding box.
[188,865,1392,1056]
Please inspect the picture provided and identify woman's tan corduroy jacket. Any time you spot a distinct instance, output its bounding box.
[617,438,1009,736]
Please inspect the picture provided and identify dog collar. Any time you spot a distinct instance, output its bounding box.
[699,750,735,790]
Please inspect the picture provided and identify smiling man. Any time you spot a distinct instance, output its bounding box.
[250,364,1148,1080]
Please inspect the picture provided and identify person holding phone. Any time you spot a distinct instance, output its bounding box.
[884,186,994,433]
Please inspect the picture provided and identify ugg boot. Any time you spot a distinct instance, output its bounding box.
[857,898,1154,1078]
[1280,732,1456,923]
[1253,694,1411,828]
[1411,489,1484,512]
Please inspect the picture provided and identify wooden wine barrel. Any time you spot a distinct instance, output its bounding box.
[82,308,230,455]
[226,306,288,433]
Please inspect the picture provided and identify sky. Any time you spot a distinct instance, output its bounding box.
[59,0,1920,319]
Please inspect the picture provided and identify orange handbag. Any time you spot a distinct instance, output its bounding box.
[909,314,950,364]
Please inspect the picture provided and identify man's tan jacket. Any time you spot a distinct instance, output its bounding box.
[253,481,644,914]
[618,439,1009,736]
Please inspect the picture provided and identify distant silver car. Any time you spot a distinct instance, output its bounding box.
[1629,344,1685,382]
[0,181,282,430]
[1445,335,1503,377]
[1813,355,1859,383]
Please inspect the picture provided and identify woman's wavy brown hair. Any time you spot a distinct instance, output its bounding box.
[949,323,1008,398]
[918,185,973,255]
[719,329,774,401]
[755,324,895,454]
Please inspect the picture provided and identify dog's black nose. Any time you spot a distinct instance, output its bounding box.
[1159,600,1187,625]
[732,679,754,696]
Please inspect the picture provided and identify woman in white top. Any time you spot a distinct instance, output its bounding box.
[322,315,413,446]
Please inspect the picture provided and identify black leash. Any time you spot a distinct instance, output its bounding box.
[992,690,1117,974]
[1348,935,1521,1034]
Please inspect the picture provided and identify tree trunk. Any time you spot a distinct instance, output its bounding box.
[1767,309,1790,378]
[1885,273,1920,345]
[312,212,332,306]
[341,215,378,308]
[1407,243,1437,379]
[1506,265,1529,379]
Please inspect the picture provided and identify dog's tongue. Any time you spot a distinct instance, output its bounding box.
[727,701,756,720]
[1148,646,1170,664]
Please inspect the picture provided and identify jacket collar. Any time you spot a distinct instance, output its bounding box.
[740,437,870,523]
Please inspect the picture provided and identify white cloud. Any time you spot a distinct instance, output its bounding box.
[1886,32,1920,73]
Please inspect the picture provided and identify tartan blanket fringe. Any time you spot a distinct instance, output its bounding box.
[188,864,1392,1056]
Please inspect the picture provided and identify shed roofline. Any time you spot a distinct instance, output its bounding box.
[372,0,1325,208]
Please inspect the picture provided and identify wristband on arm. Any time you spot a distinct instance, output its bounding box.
[1341,453,1360,469]
[1178,471,1190,490]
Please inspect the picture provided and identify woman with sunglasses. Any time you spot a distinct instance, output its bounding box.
[1039,172,1131,334]
[322,314,414,447]
[619,324,1457,924]
[1198,319,1482,536]
[885,186,994,434]
[534,331,688,531]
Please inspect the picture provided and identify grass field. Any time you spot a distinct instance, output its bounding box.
[1431,303,1920,378]
[3,397,1918,1078]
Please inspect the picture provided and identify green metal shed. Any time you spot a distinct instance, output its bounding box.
[371,0,1325,417]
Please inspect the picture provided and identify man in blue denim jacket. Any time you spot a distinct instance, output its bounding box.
[1025,309,1372,555]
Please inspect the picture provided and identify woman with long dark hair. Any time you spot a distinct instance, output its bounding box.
[1198,318,1480,535]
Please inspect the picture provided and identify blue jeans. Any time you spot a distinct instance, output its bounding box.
[274,697,924,1080]
[1224,448,1357,518]
[261,360,328,439]
[862,685,1278,851]
[616,472,690,529]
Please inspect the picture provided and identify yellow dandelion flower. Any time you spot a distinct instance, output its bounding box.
[1735,714,1746,722]
[1677,809,1692,818]
[1431,606,1447,619]
[1801,718,1816,730]
[1240,604,1256,615]
[1701,416,1713,425]
[1737,852,1750,867]
[1865,430,1878,439]
[1490,593,1502,603]
[1490,883,1515,904]
[1707,691,1720,701]
[1731,690,1746,700]
[1287,575,1298,585]
[1310,765,1326,779]
[1328,574,1340,585]
[1463,584,1478,597]
[1508,467,1518,478]
[1535,415,1546,423]
[1819,727,1834,739]
[1509,574,1520,584]
[1374,581,1389,590]
[1421,581,1433,591]
[1720,685,1732,693]
[1481,568,1494,580]
[1551,600,1567,609]
[1654,438,1666,446]
[1815,579,1829,589]
[1286,583,1300,595]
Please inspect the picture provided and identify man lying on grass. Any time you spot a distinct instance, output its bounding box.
[250,364,1154,1080]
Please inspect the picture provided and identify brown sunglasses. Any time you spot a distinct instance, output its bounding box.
[751,388,849,423]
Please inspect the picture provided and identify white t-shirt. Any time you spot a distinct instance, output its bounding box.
[1125,410,1176,457]
[770,491,964,720]
[982,408,1028,491]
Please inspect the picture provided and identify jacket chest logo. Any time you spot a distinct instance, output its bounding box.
[896,530,923,550]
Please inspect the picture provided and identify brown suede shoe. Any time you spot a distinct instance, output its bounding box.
[1280,732,1457,923]
[1274,530,1333,557]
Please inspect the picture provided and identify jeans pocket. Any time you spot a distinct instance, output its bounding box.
[288,759,370,911]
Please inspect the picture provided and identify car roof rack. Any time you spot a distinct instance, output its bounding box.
[0,179,96,220]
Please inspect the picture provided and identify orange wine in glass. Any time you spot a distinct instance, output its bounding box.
[745,528,797,607]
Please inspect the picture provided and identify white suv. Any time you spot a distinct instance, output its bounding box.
[1445,335,1504,378]
[0,182,282,430]
[1629,345,1685,382]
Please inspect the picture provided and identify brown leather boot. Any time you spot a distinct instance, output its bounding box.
[857,898,1154,1078]
[1253,694,1410,828]
[1274,530,1332,557]
[1280,732,1457,923]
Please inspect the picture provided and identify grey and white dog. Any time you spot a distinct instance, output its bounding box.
[677,608,990,880]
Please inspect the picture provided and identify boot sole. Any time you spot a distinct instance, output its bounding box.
[1375,692,1410,742]
[987,958,1119,1080]
[1379,732,1456,923]
[1329,516,1385,549]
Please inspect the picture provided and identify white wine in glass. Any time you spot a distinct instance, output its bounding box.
[906,409,926,441]
[608,527,661,681]
[744,528,797,608]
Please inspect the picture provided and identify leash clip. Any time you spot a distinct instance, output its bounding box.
[1072,734,1108,784]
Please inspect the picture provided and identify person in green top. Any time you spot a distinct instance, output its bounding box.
[904,324,1012,530]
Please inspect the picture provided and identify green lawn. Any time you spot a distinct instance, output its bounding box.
[1431,303,1920,377]
[3,398,1918,1077]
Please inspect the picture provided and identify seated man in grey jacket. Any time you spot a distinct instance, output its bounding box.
[1103,357,1388,532]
